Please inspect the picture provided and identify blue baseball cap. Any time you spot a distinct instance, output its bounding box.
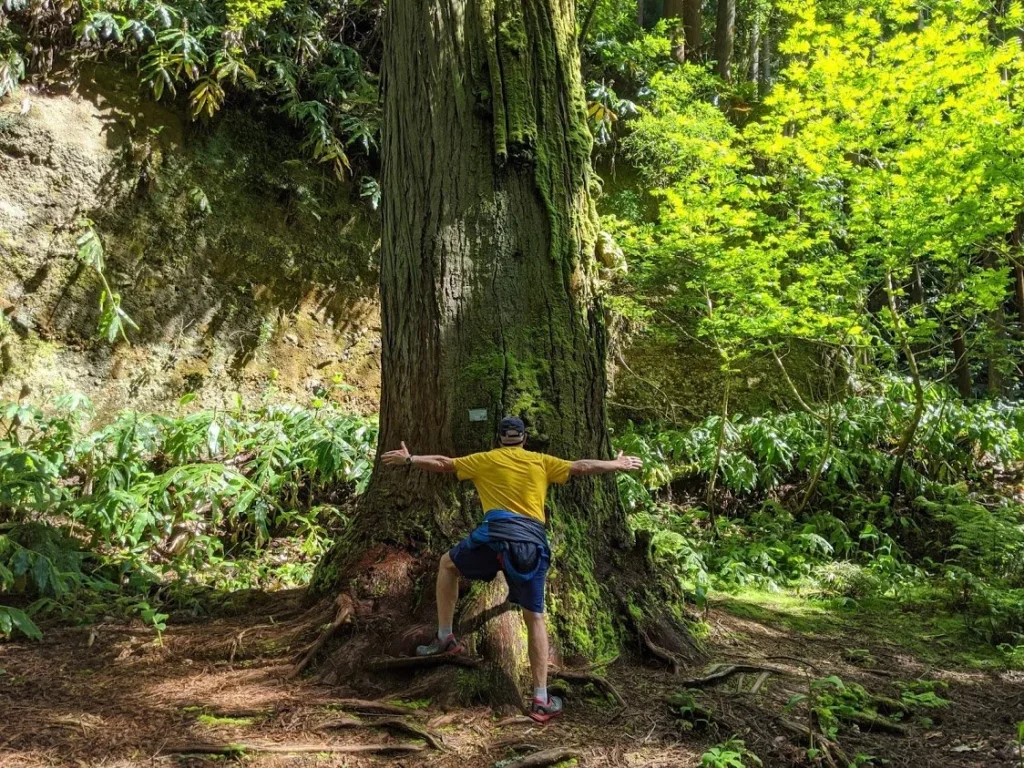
[498,417,526,444]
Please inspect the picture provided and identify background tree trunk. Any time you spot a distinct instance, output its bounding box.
[715,0,736,80]
[759,23,771,94]
[952,325,972,399]
[749,14,760,83]
[664,0,687,62]
[310,0,695,699]
[984,251,1006,397]
[684,0,702,62]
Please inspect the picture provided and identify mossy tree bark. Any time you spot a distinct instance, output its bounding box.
[309,0,696,702]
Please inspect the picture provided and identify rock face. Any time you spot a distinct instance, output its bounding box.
[0,74,382,417]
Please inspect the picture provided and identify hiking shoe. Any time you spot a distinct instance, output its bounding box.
[415,632,464,657]
[529,694,564,723]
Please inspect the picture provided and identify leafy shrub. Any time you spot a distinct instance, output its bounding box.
[617,380,1024,641]
[0,394,377,637]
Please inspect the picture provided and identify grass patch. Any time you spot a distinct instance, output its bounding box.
[715,587,1009,670]
[195,714,256,727]
[385,697,431,710]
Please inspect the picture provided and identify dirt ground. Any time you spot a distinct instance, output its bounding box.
[1,589,1021,768]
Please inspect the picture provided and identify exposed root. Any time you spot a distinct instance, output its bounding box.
[494,716,536,727]
[776,717,850,768]
[679,663,786,688]
[550,668,626,707]
[328,698,412,715]
[366,653,483,672]
[289,594,355,679]
[320,716,445,750]
[869,694,911,717]
[749,671,771,695]
[498,747,580,767]
[640,629,682,674]
[837,711,908,735]
[157,741,425,756]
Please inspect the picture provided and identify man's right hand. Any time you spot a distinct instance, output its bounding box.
[382,441,412,466]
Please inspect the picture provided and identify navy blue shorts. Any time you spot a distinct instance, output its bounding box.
[448,537,550,614]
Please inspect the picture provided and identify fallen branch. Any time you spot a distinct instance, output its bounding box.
[498,747,580,768]
[549,668,626,707]
[679,664,786,688]
[289,594,354,679]
[158,741,425,756]
[367,653,482,672]
[321,716,444,750]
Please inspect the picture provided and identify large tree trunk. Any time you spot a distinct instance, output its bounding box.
[715,0,736,80]
[309,0,695,703]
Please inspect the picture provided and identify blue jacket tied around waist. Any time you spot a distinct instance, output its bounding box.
[469,509,549,584]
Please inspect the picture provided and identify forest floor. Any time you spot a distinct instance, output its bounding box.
[1,588,1022,768]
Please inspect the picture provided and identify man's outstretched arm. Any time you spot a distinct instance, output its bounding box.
[381,441,456,473]
[569,451,643,476]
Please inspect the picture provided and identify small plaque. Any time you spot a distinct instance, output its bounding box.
[468,408,488,422]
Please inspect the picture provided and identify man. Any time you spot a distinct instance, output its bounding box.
[381,417,642,723]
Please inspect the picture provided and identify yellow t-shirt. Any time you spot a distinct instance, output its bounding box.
[452,446,572,524]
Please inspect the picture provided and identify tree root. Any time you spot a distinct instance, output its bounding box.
[289,594,354,679]
[320,716,445,749]
[157,741,425,756]
[870,694,911,717]
[776,718,850,768]
[497,747,580,768]
[495,716,536,727]
[837,711,908,736]
[549,668,626,707]
[678,663,787,688]
[328,698,412,715]
[366,653,482,672]
[640,629,682,673]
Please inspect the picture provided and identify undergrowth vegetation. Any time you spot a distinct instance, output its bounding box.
[0,394,375,638]
[618,377,1024,661]
[3,374,1023,675]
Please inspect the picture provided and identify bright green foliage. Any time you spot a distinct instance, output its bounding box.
[617,380,1024,642]
[75,220,140,344]
[0,394,376,637]
[0,0,379,177]
[610,0,1024,386]
[700,737,763,768]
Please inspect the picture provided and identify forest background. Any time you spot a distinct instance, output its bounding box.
[2,0,1024,765]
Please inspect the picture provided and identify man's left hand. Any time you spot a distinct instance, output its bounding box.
[614,451,643,472]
